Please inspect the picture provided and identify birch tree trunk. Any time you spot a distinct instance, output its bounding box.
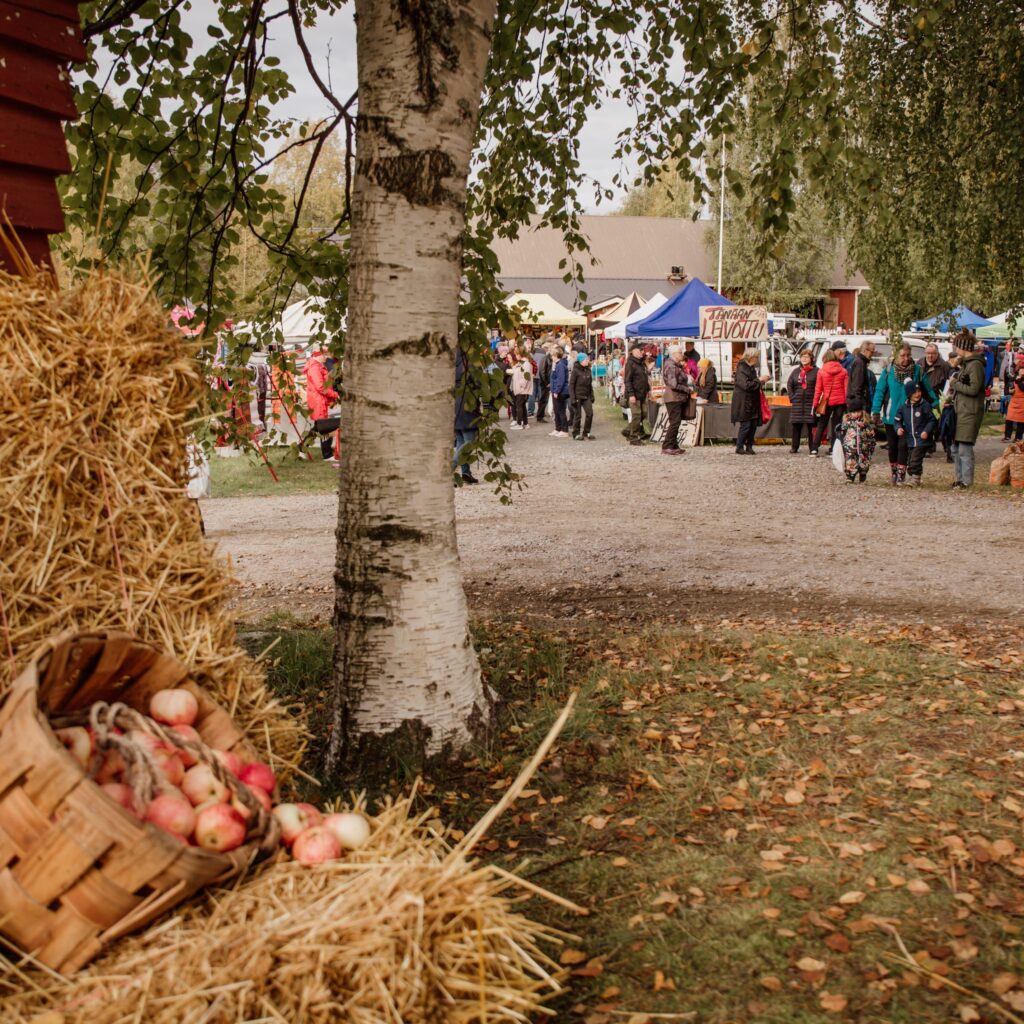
[325,0,498,777]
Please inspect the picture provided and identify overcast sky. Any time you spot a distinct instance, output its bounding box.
[173,1,637,212]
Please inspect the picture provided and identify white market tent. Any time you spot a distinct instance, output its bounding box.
[504,292,586,328]
[604,292,668,340]
[233,296,340,351]
[280,297,329,346]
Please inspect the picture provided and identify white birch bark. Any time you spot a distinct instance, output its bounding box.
[327,0,498,774]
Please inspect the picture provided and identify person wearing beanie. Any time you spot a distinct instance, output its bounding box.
[838,406,876,483]
[622,340,651,445]
[949,329,987,489]
[894,378,936,487]
[871,343,937,485]
[831,339,853,371]
[569,351,596,440]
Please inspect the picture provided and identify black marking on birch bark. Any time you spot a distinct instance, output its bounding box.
[342,392,399,410]
[357,114,404,150]
[356,148,457,207]
[373,331,451,359]
[393,0,458,112]
[363,522,430,545]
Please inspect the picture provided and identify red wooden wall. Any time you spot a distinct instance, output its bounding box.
[829,288,859,332]
[0,0,85,272]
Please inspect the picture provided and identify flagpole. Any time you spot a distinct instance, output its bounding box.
[717,136,726,295]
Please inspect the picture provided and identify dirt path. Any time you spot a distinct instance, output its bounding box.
[201,401,1022,621]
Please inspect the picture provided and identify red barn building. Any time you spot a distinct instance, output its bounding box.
[0,0,85,272]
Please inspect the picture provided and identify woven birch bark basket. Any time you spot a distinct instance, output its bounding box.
[0,629,270,973]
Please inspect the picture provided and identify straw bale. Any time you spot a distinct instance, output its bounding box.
[0,795,567,1023]
[0,268,307,774]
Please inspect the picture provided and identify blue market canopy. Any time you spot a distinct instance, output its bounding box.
[626,277,733,338]
[911,305,993,332]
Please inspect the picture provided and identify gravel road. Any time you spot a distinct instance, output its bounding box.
[202,402,1022,622]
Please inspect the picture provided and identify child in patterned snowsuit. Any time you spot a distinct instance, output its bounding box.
[838,407,876,483]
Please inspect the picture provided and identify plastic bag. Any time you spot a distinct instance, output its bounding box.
[1009,452,1024,489]
[186,442,212,500]
[831,437,845,473]
[990,454,1011,487]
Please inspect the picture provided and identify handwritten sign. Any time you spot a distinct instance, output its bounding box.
[699,305,769,342]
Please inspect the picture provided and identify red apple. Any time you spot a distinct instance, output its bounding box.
[296,803,323,828]
[145,791,196,837]
[101,782,137,815]
[154,750,185,787]
[55,726,92,769]
[230,782,272,823]
[181,763,230,806]
[213,749,245,778]
[194,802,246,852]
[272,802,319,845]
[238,761,276,794]
[231,788,271,820]
[242,785,273,812]
[292,826,341,866]
[230,790,272,823]
[149,688,199,727]
[323,811,371,851]
[169,724,202,766]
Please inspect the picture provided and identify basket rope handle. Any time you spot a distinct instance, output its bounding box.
[55,702,279,851]
[87,701,163,814]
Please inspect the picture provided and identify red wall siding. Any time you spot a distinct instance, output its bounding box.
[0,0,85,273]
[830,289,858,331]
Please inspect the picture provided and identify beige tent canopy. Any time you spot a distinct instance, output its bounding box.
[589,290,647,331]
[503,292,586,328]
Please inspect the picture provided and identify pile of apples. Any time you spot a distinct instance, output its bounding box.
[54,688,370,866]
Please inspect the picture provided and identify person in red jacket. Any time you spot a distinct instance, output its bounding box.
[812,349,849,455]
[305,349,339,461]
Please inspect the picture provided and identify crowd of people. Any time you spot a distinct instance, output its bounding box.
[459,326,1016,492]
[772,331,991,487]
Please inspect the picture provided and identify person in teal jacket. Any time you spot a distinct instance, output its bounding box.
[871,346,938,484]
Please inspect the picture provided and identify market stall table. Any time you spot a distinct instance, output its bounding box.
[698,402,792,442]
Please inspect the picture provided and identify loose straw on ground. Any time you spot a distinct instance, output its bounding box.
[0,267,307,775]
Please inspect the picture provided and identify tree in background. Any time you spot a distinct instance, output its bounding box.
[832,1,1024,327]
[703,129,837,314]
[618,162,700,219]
[616,21,842,315]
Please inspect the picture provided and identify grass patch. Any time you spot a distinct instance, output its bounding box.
[981,409,1012,438]
[209,446,339,498]
[256,614,1024,1022]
